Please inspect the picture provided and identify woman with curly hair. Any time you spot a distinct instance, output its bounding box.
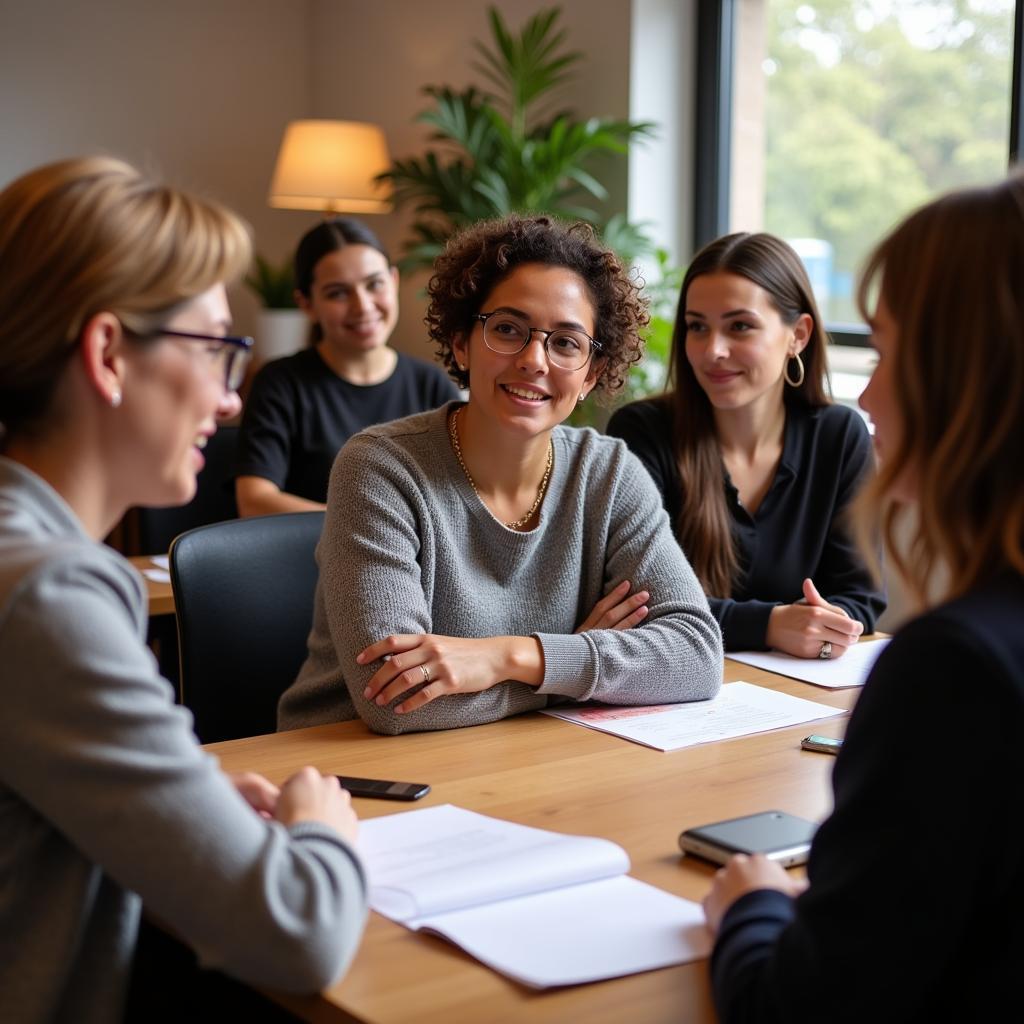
[608,233,885,657]
[278,215,723,734]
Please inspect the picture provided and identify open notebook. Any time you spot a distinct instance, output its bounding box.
[358,804,711,988]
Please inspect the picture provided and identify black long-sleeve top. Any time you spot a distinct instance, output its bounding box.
[606,397,885,649]
[709,570,1024,1023]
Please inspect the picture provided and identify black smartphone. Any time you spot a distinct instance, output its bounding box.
[678,810,817,867]
[336,775,430,801]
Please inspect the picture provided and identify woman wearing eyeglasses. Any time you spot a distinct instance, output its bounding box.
[0,157,367,1019]
[607,233,885,659]
[278,215,723,735]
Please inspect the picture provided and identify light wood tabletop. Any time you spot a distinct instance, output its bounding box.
[129,555,175,617]
[202,652,870,1023]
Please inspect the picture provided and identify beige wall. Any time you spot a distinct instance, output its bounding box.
[0,0,638,352]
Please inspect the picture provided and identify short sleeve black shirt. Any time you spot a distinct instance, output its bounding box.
[235,348,461,503]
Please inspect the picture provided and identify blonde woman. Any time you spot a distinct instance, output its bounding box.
[0,157,366,1019]
[703,175,1024,1020]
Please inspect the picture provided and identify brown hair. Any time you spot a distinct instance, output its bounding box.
[425,214,648,393]
[855,174,1024,606]
[664,232,830,596]
[0,156,251,443]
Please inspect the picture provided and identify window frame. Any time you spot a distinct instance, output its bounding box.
[694,0,1024,347]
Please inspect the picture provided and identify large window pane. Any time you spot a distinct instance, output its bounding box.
[731,0,1014,327]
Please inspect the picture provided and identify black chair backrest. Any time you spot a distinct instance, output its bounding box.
[137,426,240,555]
[170,511,325,744]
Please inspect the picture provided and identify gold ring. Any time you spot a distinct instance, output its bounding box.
[420,664,431,684]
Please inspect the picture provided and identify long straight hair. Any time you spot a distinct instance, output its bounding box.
[665,232,830,595]
[854,175,1024,606]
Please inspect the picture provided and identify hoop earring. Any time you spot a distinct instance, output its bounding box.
[784,353,805,388]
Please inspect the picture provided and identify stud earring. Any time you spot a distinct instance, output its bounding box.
[110,390,122,409]
[577,393,586,404]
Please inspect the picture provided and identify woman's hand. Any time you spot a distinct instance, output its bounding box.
[275,766,359,844]
[229,771,280,819]
[702,853,807,936]
[765,578,864,658]
[356,634,544,714]
[575,579,650,633]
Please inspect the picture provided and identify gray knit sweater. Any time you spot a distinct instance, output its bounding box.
[0,457,367,1024]
[279,403,723,734]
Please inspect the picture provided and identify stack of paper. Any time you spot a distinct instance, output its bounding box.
[542,680,844,751]
[358,804,710,988]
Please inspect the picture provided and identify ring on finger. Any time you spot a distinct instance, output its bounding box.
[818,641,833,660]
[420,664,431,684]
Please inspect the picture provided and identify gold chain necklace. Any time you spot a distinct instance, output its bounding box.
[448,406,553,531]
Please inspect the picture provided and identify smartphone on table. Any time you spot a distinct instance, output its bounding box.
[678,810,817,867]
[801,734,843,755]
[336,775,430,801]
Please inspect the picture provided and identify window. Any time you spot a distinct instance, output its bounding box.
[697,0,1022,344]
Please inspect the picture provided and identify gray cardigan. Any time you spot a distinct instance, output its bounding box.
[279,403,723,734]
[0,457,367,1023]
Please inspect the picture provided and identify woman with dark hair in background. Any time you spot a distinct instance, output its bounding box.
[235,217,459,515]
[278,214,723,734]
[703,174,1024,1023]
[607,233,884,657]
[0,157,366,1020]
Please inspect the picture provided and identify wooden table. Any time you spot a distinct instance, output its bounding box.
[204,655,865,1023]
[130,555,175,617]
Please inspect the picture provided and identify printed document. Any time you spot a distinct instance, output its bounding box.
[358,804,710,987]
[541,681,843,751]
[727,637,891,689]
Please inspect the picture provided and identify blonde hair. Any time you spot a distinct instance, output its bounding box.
[855,173,1024,606]
[0,156,251,441]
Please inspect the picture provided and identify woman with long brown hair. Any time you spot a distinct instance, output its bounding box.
[702,174,1024,1020]
[608,233,885,657]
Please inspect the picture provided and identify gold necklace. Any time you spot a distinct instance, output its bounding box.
[448,407,553,530]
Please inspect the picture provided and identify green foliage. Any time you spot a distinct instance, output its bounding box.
[763,0,1013,322]
[245,254,297,309]
[380,5,656,273]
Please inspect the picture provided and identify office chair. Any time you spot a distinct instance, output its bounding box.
[137,425,240,555]
[170,511,325,744]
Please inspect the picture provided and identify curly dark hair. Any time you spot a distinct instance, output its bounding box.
[425,215,648,394]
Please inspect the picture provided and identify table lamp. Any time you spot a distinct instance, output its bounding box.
[268,119,393,215]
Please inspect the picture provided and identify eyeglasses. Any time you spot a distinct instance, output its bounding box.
[474,312,602,371]
[142,328,254,391]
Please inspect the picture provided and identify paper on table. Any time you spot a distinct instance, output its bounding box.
[149,554,170,570]
[358,804,710,988]
[727,637,890,689]
[541,681,843,752]
[142,568,171,584]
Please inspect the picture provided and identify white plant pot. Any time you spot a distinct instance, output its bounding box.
[255,308,308,366]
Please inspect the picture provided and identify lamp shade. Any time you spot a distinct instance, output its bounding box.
[268,119,393,214]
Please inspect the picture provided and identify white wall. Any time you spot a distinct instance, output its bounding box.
[0,0,313,334]
[0,0,642,352]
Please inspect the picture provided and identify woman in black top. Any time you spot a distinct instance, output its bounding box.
[235,218,459,515]
[702,174,1024,1022]
[607,233,884,655]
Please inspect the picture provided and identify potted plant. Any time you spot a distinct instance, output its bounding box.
[245,253,307,366]
[379,6,655,272]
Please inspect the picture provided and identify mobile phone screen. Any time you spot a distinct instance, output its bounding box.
[336,775,430,801]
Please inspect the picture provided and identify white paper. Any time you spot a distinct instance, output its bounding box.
[149,554,170,570]
[727,637,890,689]
[541,681,843,751]
[142,568,171,583]
[358,805,709,987]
